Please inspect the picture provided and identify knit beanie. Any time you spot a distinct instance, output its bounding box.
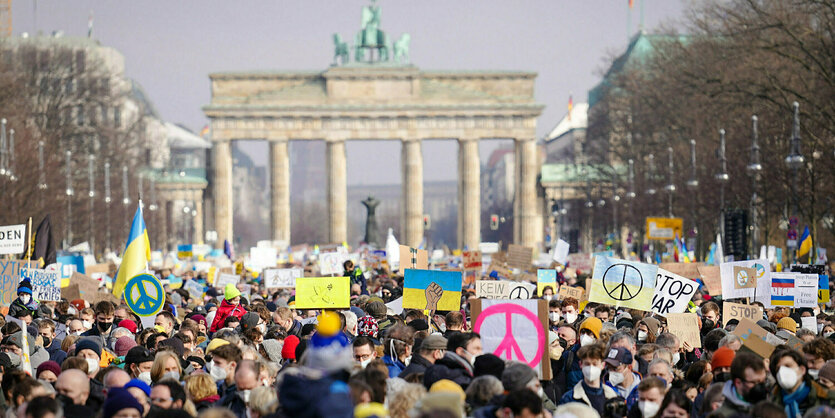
[75,337,102,358]
[206,338,230,354]
[118,319,138,334]
[282,335,300,360]
[190,314,207,329]
[429,379,466,402]
[17,280,32,295]
[124,379,151,397]
[579,317,603,339]
[261,339,283,363]
[158,337,185,358]
[502,362,538,392]
[473,353,505,379]
[711,346,736,370]
[114,336,138,357]
[103,387,144,418]
[36,360,61,379]
[819,359,835,383]
[777,317,797,333]
[224,283,241,301]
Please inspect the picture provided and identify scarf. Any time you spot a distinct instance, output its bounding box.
[782,381,811,418]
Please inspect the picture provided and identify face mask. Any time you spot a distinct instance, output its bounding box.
[777,367,799,390]
[544,295,553,301]
[257,324,267,334]
[745,382,769,403]
[237,389,251,403]
[714,372,731,383]
[138,371,152,384]
[558,337,568,350]
[164,371,180,381]
[565,313,578,324]
[86,358,100,374]
[582,365,602,383]
[209,361,227,381]
[672,352,681,365]
[701,319,715,333]
[42,337,51,347]
[637,330,648,342]
[549,346,562,361]
[825,332,834,338]
[638,401,660,418]
[98,321,113,332]
[808,369,820,379]
[548,312,560,322]
[19,294,31,305]
[82,320,92,330]
[463,350,477,366]
[71,331,82,337]
[579,334,595,347]
[403,355,412,366]
[608,371,625,385]
[360,358,372,369]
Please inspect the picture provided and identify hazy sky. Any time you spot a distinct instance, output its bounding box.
[15,0,687,185]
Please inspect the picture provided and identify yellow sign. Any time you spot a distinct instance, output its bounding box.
[645,217,684,241]
[295,277,351,309]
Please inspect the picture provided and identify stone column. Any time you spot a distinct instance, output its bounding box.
[270,139,291,244]
[212,141,234,246]
[514,137,540,247]
[158,197,168,252]
[193,190,204,244]
[458,137,481,249]
[401,138,423,247]
[326,139,347,243]
[165,200,175,250]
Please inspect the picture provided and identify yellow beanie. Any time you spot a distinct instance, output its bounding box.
[429,379,466,402]
[777,317,797,333]
[354,403,387,418]
[579,317,603,339]
[206,338,230,353]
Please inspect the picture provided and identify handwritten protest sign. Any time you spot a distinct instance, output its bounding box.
[697,265,721,295]
[0,260,29,306]
[61,284,80,301]
[215,273,239,289]
[403,269,462,311]
[487,261,512,279]
[553,240,570,265]
[723,301,763,324]
[184,280,205,300]
[658,262,703,281]
[462,251,482,271]
[507,245,533,270]
[558,285,584,301]
[70,272,100,299]
[319,252,348,275]
[589,256,657,310]
[471,298,551,379]
[399,245,428,271]
[796,274,819,308]
[567,253,593,272]
[733,318,775,359]
[475,280,536,299]
[801,316,817,334]
[295,277,350,309]
[720,260,769,300]
[0,224,25,255]
[537,269,557,297]
[665,313,701,348]
[651,268,698,315]
[263,268,303,288]
[21,268,60,301]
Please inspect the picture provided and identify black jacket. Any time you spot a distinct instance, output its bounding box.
[398,353,433,379]
[423,352,474,389]
[215,392,247,418]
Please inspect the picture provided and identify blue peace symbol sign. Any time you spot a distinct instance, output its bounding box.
[124,273,165,317]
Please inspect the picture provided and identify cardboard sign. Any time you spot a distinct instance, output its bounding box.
[553,239,570,265]
[294,277,350,309]
[85,264,111,275]
[487,262,512,279]
[184,280,205,300]
[479,242,500,254]
[0,260,30,306]
[658,262,703,281]
[720,260,769,300]
[558,285,584,301]
[567,253,593,272]
[399,245,428,271]
[0,224,25,255]
[61,283,80,301]
[471,298,551,379]
[507,245,533,270]
[645,217,683,240]
[697,265,722,295]
[651,268,698,315]
[462,251,483,271]
[21,268,60,302]
[69,272,100,299]
[733,318,775,359]
[263,268,303,288]
[723,301,763,324]
[589,256,658,310]
[403,269,462,311]
[665,313,701,348]
[537,269,557,297]
[319,252,348,275]
[801,316,817,333]
[795,274,819,308]
[215,273,240,289]
[476,280,537,299]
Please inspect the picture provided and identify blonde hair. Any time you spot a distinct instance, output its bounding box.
[389,383,427,418]
[185,373,217,401]
[61,335,79,353]
[150,351,182,383]
[197,408,237,418]
[248,386,278,417]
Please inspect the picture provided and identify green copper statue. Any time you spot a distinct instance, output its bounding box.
[333,33,350,65]
[332,0,410,66]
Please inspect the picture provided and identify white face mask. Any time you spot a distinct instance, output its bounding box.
[138,371,152,384]
[608,371,625,386]
[82,320,93,331]
[544,295,553,301]
[582,365,602,383]
[463,350,477,366]
[19,294,31,305]
[257,324,267,334]
[638,400,660,418]
[565,313,578,324]
[777,366,799,390]
[86,358,99,374]
[808,369,820,379]
[209,361,228,381]
[403,355,412,366]
[672,352,681,365]
[580,334,595,347]
[637,330,648,342]
[237,389,251,403]
[164,371,180,381]
[548,312,560,322]
[360,358,372,369]
[825,331,834,338]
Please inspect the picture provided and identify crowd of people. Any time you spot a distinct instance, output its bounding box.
[0,259,834,418]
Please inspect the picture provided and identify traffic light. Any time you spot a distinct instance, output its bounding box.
[490,214,499,230]
[723,209,748,259]
[423,214,431,230]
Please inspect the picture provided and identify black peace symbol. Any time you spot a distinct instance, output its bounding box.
[602,263,643,301]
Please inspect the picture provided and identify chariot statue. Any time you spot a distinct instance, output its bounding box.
[333,33,350,65]
[332,0,411,66]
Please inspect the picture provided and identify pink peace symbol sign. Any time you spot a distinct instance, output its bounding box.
[473,303,546,369]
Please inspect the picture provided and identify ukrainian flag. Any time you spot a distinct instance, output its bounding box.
[113,205,151,299]
[798,226,812,258]
[402,269,462,312]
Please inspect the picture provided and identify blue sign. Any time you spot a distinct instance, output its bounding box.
[124,273,165,317]
[57,255,85,278]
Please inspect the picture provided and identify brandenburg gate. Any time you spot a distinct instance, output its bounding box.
[203,3,544,249]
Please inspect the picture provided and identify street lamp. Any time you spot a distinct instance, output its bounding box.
[88,154,96,254]
[686,140,699,189]
[65,150,74,247]
[0,118,6,176]
[7,128,15,181]
[785,101,804,262]
[665,146,676,217]
[646,153,657,195]
[627,159,636,200]
[747,115,762,256]
[104,161,111,252]
[715,129,729,240]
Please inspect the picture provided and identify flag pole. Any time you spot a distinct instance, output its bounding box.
[25,216,33,264]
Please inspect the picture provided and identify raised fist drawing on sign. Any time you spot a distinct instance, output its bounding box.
[425,282,443,311]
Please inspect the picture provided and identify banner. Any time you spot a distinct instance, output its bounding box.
[720,260,769,300]
[567,253,593,272]
[475,280,536,299]
[651,268,698,315]
[21,268,61,302]
[588,256,657,310]
[537,269,557,297]
[0,224,25,255]
[183,280,205,300]
[767,272,817,308]
[645,217,683,240]
[403,269,462,311]
[263,268,303,288]
[0,260,29,306]
[294,277,350,309]
[471,299,551,379]
[558,285,584,301]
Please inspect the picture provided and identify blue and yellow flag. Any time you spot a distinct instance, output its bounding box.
[402,269,462,312]
[113,204,151,299]
[588,255,658,310]
[797,226,812,258]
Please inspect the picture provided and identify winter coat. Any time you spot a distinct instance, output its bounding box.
[215,392,247,418]
[423,352,474,389]
[210,299,247,333]
[275,370,353,418]
[7,298,39,319]
[398,354,433,379]
[712,380,753,418]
